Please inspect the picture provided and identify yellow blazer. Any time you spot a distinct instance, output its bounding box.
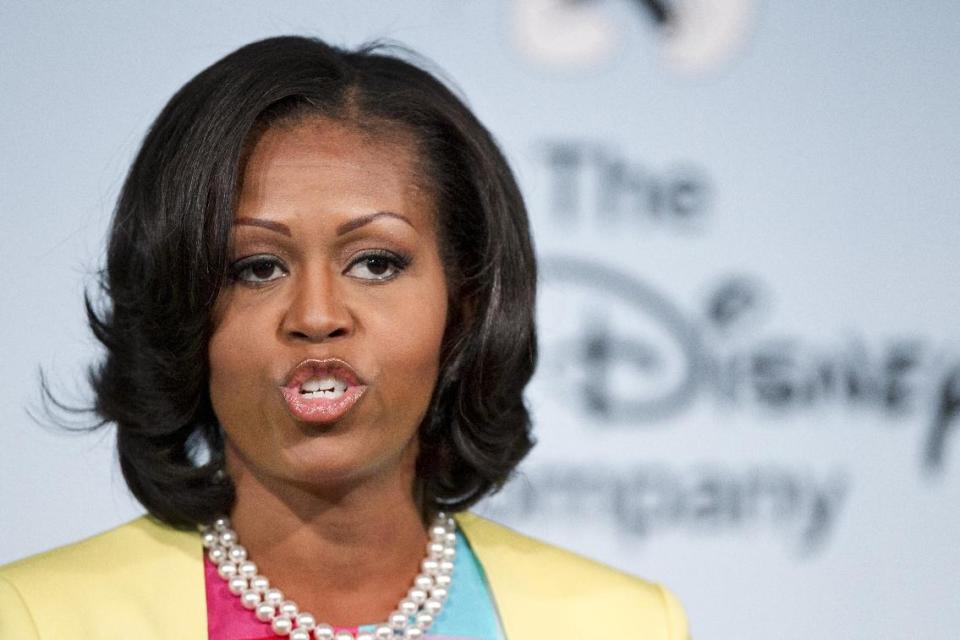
[0,513,688,639]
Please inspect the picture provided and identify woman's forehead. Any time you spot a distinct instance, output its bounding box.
[235,117,437,233]
[245,117,416,178]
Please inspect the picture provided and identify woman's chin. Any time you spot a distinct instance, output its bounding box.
[274,438,417,490]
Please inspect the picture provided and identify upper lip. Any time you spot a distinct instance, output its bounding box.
[281,358,365,390]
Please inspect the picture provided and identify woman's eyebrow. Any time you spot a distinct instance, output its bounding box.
[336,211,414,236]
[233,211,414,237]
[234,217,292,236]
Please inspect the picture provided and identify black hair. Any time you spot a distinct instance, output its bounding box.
[81,36,537,527]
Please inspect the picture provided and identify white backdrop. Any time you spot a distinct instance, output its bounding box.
[2,2,959,638]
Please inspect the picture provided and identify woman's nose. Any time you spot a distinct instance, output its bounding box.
[280,267,353,342]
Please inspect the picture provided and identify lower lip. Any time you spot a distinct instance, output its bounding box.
[280,385,367,423]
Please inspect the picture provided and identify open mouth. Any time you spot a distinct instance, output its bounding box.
[280,359,367,423]
[299,376,349,399]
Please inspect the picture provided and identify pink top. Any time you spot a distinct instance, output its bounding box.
[205,557,361,640]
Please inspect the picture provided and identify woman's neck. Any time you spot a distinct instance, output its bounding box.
[225,448,429,627]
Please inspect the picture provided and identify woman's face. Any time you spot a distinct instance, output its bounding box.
[208,116,449,489]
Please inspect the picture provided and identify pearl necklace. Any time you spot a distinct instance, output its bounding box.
[201,513,457,640]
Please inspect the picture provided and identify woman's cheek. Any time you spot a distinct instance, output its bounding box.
[208,313,270,428]
[372,309,444,407]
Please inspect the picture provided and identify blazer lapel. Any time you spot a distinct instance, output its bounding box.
[456,512,562,640]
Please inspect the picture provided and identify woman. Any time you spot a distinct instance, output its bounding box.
[0,36,688,639]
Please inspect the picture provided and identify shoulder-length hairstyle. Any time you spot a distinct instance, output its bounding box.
[83,36,537,528]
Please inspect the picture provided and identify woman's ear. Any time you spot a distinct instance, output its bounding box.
[459,296,475,328]
[445,282,475,332]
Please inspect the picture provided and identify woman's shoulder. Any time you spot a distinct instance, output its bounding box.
[1,516,193,575]
[0,516,206,639]
[457,512,689,639]
[458,511,657,587]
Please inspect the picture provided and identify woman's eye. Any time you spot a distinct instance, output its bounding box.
[229,256,287,284]
[345,251,410,281]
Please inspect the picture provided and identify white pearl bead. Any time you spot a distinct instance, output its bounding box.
[250,575,270,593]
[219,529,238,547]
[228,576,248,595]
[202,531,219,548]
[423,598,442,615]
[399,598,418,615]
[271,615,293,635]
[414,574,433,591]
[389,611,408,629]
[295,612,316,630]
[217,562,238,580]
[255,602,276,621]
[228,545,248,563]
[415,612,433,629]
[264,588,284,606]
[200,512,461,640]
[238,561,258,578]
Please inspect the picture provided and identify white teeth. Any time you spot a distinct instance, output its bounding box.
[299,376,347,399]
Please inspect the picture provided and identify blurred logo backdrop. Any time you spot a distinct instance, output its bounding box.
[2,2,958,638]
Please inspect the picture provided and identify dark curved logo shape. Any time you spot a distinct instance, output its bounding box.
[540,255,703,421]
